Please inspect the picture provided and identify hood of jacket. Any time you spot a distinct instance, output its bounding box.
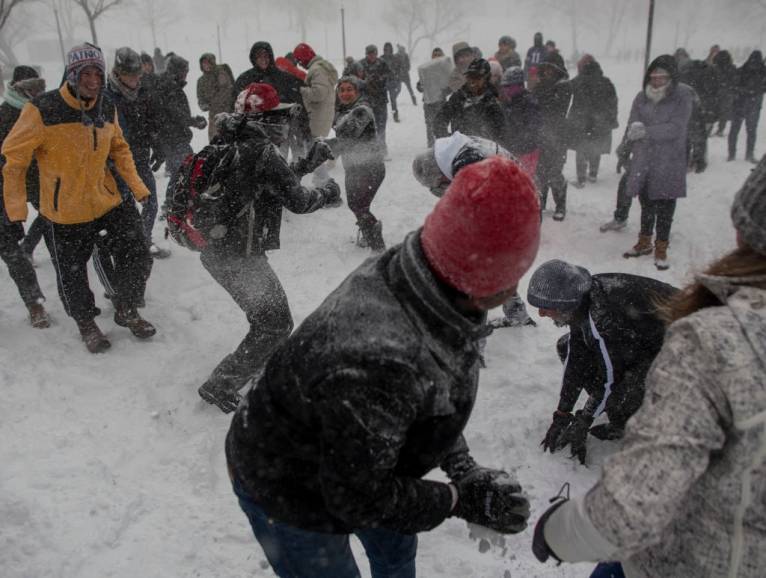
[199,52,216,71]
[643,54,679,88]
[249,41,276,70]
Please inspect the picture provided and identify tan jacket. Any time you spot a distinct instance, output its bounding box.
[300,56,338,137]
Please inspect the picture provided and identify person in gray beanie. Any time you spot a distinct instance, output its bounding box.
[532,156,766,578]
[527,259,677,463]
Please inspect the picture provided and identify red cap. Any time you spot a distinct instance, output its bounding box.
[421,156,541,297]
[293,43,316,67]
[234,83,280,114]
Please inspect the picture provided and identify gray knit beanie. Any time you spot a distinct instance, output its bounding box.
[731,155,766,255]
[527,259,592,311]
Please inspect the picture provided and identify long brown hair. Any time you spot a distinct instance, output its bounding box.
[661,245,766,324]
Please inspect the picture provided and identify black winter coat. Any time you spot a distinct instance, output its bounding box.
[733,51,766,113]
[0,101,39,211]
[533,73,573,152]
[566,62,618,154]
[226,230,489,534]
[104,81,161,165]
[556,274,678,418]
[500,90,542,156]
[679,60,720,123]
[433,87,505,143]
[203,113,328,256]
[358,57,392,106]
[234,42,303,105]
[333,97,384,168]
[154,74,196,149]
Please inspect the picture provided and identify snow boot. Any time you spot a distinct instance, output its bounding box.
[552,207,566,221]
[198,381,242,414]
[78,319,111,353]
[114,304,156,339]
[600,218,627,233]
[654,240,670,270]
[393,110,400,123]
[587,174,598,183]
[28,302,50,329]
[358,219,386,252]
[623,234,653,258]
[569,179,585,189]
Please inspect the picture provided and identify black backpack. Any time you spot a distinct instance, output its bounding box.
[165,143,237,251]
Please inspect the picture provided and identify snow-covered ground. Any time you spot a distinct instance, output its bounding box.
[1,61,761,578]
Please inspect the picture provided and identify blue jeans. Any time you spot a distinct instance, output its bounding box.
[232,477,417,578]
[590,562,625,578]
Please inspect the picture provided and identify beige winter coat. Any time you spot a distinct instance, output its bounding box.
[545,279,766,577]
[300,56,338,137]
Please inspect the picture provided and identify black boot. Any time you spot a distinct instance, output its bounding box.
[198,380,242,413]
[114,304,156,339]
[77,319,111,353]
[359,219,386,252]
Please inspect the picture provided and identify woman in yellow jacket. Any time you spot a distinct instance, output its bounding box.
[1,43,156,353]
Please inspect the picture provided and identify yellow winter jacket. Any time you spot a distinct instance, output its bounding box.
[1,85,149,225]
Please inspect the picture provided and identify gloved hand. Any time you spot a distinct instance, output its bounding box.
[532,486,570,564]
[452,468,530,534]
[192,115,208,130]
[626,121,646,142]
[150,149,166,172]
[320,179,342,207]
[307,139,335,166]
[560,410,594,464]
[541,410,573,453]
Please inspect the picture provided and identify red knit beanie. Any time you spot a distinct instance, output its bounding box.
[421,156,540,297]
[234,83,280,114]
[293,43,316,67]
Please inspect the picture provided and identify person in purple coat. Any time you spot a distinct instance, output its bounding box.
[622,55,693,271]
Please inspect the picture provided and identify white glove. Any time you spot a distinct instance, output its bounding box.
[627,121,647,141]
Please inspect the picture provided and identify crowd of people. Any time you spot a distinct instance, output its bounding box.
[1,28,765,578]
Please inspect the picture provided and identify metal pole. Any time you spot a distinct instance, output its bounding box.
[644,0,655,73]
[217,24,222,62]
[341,6,347,61]
[54,7,66,66]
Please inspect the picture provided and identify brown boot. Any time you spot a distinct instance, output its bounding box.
[623,234,654,258]
[114,304,156,339]
[28,302,50,329]
[654,240,670,270]
[77,319,111,353]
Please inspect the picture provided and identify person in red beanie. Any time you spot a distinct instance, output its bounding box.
[226,156,539,578]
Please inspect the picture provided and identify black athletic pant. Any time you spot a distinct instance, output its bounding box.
[44,202,152,322]
[424,102,444,147]
[0,221,44,307]
[345,161,385,229]
[638,189,677,242]
[575,149,601,182]
[536,146,567,211]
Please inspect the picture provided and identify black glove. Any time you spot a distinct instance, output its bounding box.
[192,115,208,130]
[307,139,335,165]
[532,483,570,564]
[453,468,530,534]
[561,410,594,464]
[541,410,573,453]
[320,179,341,206]
[150,149,166,172]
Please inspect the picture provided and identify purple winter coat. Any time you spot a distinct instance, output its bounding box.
[626,83,693,200]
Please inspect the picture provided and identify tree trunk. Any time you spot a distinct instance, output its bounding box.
[87,15,98,45]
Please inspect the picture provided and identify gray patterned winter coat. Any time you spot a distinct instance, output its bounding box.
[545,279,766,577]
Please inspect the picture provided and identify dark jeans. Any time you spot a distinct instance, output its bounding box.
[19,215,48,256]
[423,102,444,147]
[575,149,601,182]
[200,250,293,393]
[233,476,417,578]
[0,222,44,307]
[345,161,385,225]
[401,75,416,103]
[613,172,632,222]
[44,202,152,322]
[728,100,762,159]
[371,103,388,152]
[387,81,401,113]
[536,146,567,211]
[590,562,626,578]
[639,189,677,242]
[137,162,159,244]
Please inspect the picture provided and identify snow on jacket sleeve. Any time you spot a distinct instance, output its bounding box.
[109,111,150,202]
[260,144,327,213]
[545,317,729,561]
[557,329,601,414]
[315,366,454,534]
[0,103,44,222]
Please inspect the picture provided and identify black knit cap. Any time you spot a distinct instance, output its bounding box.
[732,155,766,255]
[12,65,38,83]
[527,259,592,312]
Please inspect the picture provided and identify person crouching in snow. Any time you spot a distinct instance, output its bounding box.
[226,157,540,577]
[412,131,537,328]
[528,260,677,464]
[532,156,766,578]
[196,83,339,413]
[328,75,386,251]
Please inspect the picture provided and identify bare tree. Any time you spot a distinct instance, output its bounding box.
[132,0,175,49]
[602,0,628,56]
[0,0,28,33]
[70,0,125,45]
[383,0,467,60]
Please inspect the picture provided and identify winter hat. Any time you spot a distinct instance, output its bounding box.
[12,65,38,83]
[421,156,541,298]
[433,131,473,180]
[365,44,378,55]
[199,52,216,69]
[165,53,189,79]
[412,149,445,190]
[527,260,592,312]
[500,66,524,86]
[498,35,516,49]
[235,82,281,114]
[10,77,46,101]
[452,42,472,59]
[731,155,766,255]
[113,47,142,75]
[293,43,316,67]
[465,58,491,78]
[66,43,106,87]
[337,75,362,93]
